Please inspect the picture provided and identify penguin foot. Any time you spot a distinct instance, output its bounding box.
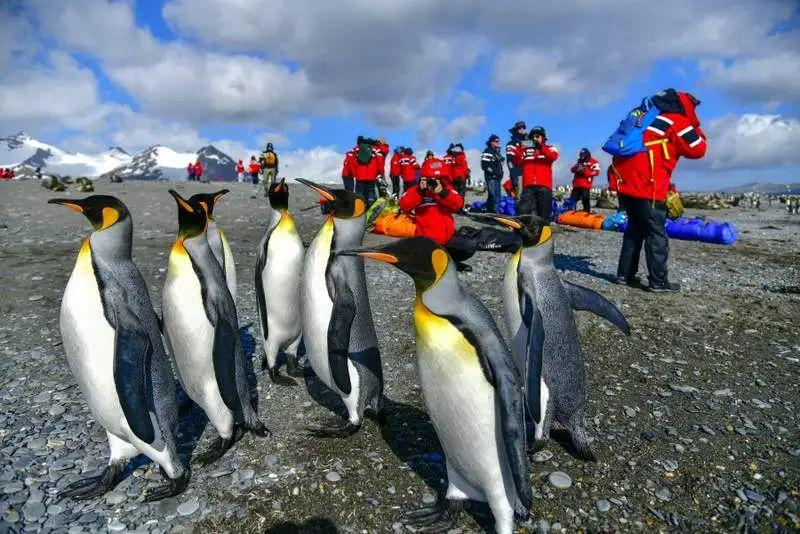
[144,470,190,502]
[267,366,297,386]
[285,356,304,378]
[245,420,271,438]
[528,439,547,454]
[193,436,235,467]
[60,462,125,500]
[403,498,463,531]
[306,417,360,438]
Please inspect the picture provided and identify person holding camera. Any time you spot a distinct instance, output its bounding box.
[513,125,559,222]
[570,148,600,212]
[399,155,464,254]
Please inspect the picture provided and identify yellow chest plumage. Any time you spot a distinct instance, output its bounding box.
[414,297,479,366]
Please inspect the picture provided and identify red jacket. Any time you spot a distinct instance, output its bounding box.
[399,154,420,183]
[342,147,381,182]
[235,162,244,174]
[571,157,600,190]
[375,142,389,176]
[194,162,203,177]
[443,152,470,182]
[389,153,402,177]
[607,165,618,192]
[187,163,195,175]
[513,142,559,190]
[399,182,463,245]
[420,157,451,181]
[613,94,707,201]
[248,161,261,174]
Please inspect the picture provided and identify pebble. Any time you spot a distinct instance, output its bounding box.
[325,471,341,483]
[655,487,672,501]
[700,424,716,436]
[49,404,66,416]
[422,493,436,504]
[548,471,572,489]
[744,489,765,503]
[105,492,126,505]
[596,499,611,512]
[22,501,45,522]
[238,468,255,481]
[177,496,199,516]
[108,519,126,531]
[3,482,24,494]
[29,295,44,301]
[669,384,699,394]
[532,450,553,463]
[209,465,234,478]
[623,406,636,417]
[27,438,47,450]
[713,388,733,397]
[51,458,74,471]
[263,454,279,468]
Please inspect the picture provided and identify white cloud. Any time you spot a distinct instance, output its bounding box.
[280,146,346,184]
[444,115,486,141]
[700,51,800,105]
[703,114,800,170]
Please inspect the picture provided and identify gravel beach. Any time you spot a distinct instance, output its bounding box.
[0,179,798,533]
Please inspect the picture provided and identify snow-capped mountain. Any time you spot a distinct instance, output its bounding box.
[0,132,133,177]
[109,145,197,181]
[197,145,237,181]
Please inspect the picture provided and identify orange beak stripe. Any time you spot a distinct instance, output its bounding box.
[493,216,522,229]
[357,252,398,263]
[61,202,84,213]
[311,185,335,201]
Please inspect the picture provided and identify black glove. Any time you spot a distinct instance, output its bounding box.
[532,139,542,150]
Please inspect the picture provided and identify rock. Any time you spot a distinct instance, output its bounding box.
[596,499,611,512]
[27,438,47,450]
[177,496,200,516]
[108,519,126,531]
[669,384,699,394]
[49,404,66,416]
[3,482,24,494]
[700,424,716,436]
[532,450,553,463]
[238,468,255,481]
[751,398,771,409]
[209,465,234,478]
[263,454,279,468]
[22,501,45,522]
[29,295,44,302]
[325,471,341,483]
[51,458,74,471]
[422,493,436,504]
[624,406,636,417]
[713,388,733,397]
[744,490,765,503]
[655,487,672,501]
[548,471,572,489]
[105,492,126,505]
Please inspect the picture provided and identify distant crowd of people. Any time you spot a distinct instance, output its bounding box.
[0,167,16,180]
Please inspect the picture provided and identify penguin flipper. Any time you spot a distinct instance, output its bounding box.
[521,291,545,425]
[562,280,630,335]
[327,281,356,395]
[112,308,157,445]
[254,237,269,341]
[212,312,244,415]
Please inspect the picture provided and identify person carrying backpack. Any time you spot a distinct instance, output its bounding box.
[513,125,559,222]
[260,142,279,192]
[248,156,261,184]
[505,120,526,194]
[570,148,600,212]
[606,89,707,292]
[481,134,504,213]
[389,146,404,197]
[343,136,381,204]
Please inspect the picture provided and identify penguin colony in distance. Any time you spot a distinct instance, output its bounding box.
[50,196,188,501]
[493,214,630,459]
[297,179,384,437]
[162,190,268,466]
[255,178,305,384]
[343,237,532,534]
[48,185,630,531]
[189,190,237,303]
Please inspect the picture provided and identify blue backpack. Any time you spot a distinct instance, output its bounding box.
[602,97,660,157]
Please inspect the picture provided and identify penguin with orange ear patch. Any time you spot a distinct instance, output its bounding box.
[297,179,382,437]
[189,190,236,303]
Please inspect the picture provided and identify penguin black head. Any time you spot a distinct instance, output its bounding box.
[168,189,207,238]
[296,178,366,219]
[341,237,449,292]
[493,214,551,247]
[268,178,290,211]
[188,189,229,220]
[48,195,130,231]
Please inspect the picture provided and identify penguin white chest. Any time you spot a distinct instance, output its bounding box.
[301,220,335,388]
[414,300,509,501]
[59,241,124,434]
[264,223,303,333]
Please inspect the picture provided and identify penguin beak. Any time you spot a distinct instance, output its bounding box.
[296,178,335,201]
[48,198,85,213]
[168,189,195,212]
[537,225,553,245]
[213,189,230,203]
[493,216,523,230]
[339,247,399,264]
[466,212,522,229]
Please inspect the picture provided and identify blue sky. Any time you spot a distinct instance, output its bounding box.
[1,0,799,190]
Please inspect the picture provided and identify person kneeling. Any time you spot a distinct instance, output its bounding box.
[399,158,471,271]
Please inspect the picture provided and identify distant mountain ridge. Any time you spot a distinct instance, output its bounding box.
[1,132,238,181]
[716,182,800,195]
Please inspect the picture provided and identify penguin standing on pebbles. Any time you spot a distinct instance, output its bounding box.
[343,237,532,534]
[50,195,189,501]
[162,190,268,465]
[189,190,237,303]
[297,179,383,437]
[255,178,304,384]
[492,214,630,460]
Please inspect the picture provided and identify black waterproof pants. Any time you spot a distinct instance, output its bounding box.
[342,175,354,192]
[617,195,669,286]
[518,185,553,223]
[571,187,591,212]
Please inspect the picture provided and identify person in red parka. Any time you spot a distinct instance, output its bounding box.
[398,147,420,193]
[248,156,261,184]
[444,143,470,202]
[400,156,472,270]
[614,89,707,292]
[341,136,381,203]
[570,148,600,212]
[389,146,403,197]
[607,164,619,193]
[235,160,245,182]
[193,161,203,182]
[187,162,196,181]
[513,125,559,222]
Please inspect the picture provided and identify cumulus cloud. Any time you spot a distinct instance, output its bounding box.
[703,114,800,170]
[445,115,487,141]
[700,51,800,105]
[280,147,346,183]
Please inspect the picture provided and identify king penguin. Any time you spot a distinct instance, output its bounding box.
[255,178,304,384]
[297,179,382,437]
[162,190,268,465]
[343,237,532,534]
[189,190,237,303]
[49,195,189,501]
[492,214,630,460]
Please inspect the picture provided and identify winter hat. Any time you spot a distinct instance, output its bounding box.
[404,147,414,155]
[530,126,546,139]
[266,142,273,150]
[394,146,404,154]
[487,134,500,144]
[579,148,591,159]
